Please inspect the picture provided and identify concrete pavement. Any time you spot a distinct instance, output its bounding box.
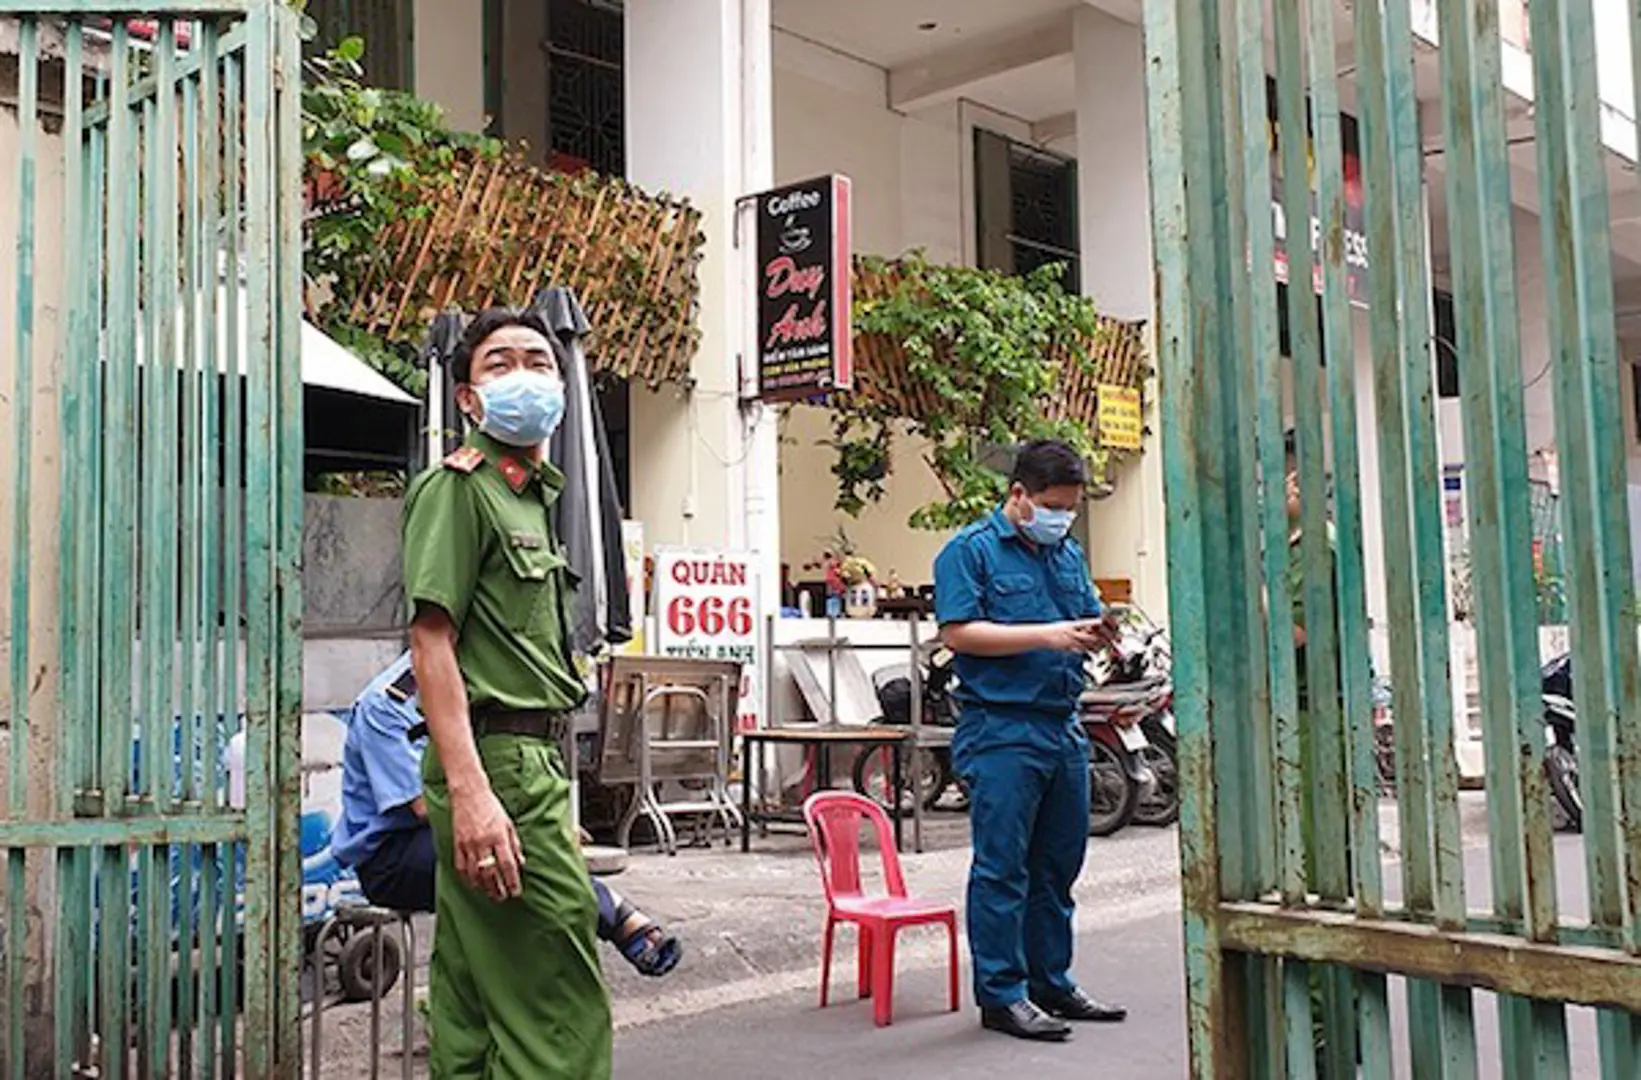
[313,793,1610,1077]
[313,812,1188,1076]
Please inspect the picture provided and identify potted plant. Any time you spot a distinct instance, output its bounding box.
[840,554,879,619]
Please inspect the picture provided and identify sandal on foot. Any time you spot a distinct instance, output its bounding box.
[615,919,682,977]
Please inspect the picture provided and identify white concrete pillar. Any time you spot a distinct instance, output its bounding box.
[625,0,781,614]
[1072,6,1167,614]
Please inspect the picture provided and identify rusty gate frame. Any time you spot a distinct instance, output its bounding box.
[1146,0,1641,1075]
[0,3,304,1076]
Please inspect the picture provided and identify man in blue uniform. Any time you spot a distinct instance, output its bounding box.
[329,652,682,978]
[933,439,1127,1042]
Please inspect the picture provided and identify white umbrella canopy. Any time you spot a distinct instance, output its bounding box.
[133,288,417,406]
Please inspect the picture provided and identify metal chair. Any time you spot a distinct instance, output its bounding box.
[308,901,417,1080]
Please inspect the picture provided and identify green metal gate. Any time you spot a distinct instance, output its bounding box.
[1,4,304,1076]
[1147,0,1641,1074]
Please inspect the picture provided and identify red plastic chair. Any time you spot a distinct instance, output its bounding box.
[802,791,960,1027]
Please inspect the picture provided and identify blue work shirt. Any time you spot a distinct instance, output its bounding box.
[933,509,1103,717]
[329,652,428,869]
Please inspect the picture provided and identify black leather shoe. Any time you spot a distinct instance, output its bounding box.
[980,1000,1073,1042]
[1031,986,1128,1022]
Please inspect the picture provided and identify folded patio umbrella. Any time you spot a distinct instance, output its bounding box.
[533,286,633,654]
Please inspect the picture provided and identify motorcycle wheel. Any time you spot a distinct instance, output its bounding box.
[1131,738,1179,827]
[1545,744,1583,834]
[1087,740,1140,837]
[337,927,402,1003]
[851,746,949,815]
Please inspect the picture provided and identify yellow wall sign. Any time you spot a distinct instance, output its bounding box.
[1097,385,1144,450]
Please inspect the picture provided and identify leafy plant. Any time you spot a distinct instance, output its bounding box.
[299,36,503,389]
[300,34,704,394]
[833,252,1135,530]
[1447,545,1567,626]
[839,556,877,586]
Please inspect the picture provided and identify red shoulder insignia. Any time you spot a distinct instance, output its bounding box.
[442,447,485,474]
[498,456,530,493]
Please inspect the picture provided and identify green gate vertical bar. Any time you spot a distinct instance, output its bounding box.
[273,7,307,1068]
[1230,0,1302,1066]
[243,5,279,1071]
[155,25,184,1075]
[80,63,107,1063]
[136,87,160,1078]
[220,42,244,1072]
[1143,0,1226,1073]
[1303,0,1381,916]
[7,18,38,1080]
[1386,0,1476,1066]
[1272,0,1355,1070]
[1621,0,1641,976]
[1351,0,1438,1072]
[1217,0,1284,1066]
[1213,0,1277,913]
[1529,0,1641,1072]
[55,20,91,1076]
[1436,0,1567,1072]
[1186,0,1252,915]
[1272,0,1349,909]
[197,20,225,1079]
[1231,0,1306,915]
[101,26,138,1074]
[1303,0,1389,1072]
[179,32,204,1075]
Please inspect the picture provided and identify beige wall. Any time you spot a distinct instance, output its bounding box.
[0,106,65,821]
[412,0,485,132]
[771,33,1061,590]
[779,407,952,590]
[0,99,67,1048]
[403,8,1169,598]
[773,35,957,584]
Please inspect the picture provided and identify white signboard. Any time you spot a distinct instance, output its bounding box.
[652,547,761,733]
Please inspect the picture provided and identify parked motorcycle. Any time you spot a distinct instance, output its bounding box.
[1078,683,1162,836]
[1089,609,1178,828]
[1541,652,1581,832]
[854,645,967,814]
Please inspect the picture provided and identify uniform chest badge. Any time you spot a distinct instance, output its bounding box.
[442,447,485,474]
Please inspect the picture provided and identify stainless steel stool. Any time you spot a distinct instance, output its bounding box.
[308,901,416,1080]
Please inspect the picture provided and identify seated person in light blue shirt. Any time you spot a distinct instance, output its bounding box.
[330,652,681,977]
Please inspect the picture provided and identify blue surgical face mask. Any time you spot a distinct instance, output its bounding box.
[1021,502,1076,545]
[474,369,566,447]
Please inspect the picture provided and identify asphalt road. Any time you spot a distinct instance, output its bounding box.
[613,910,1188,1080]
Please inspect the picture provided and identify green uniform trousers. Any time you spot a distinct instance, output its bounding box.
[422,734,612,1079]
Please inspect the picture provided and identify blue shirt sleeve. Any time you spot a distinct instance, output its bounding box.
[351,696,425,815]
[934,536,986,625]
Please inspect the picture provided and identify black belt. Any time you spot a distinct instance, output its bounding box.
[404,709,568,744]
[473,708,569,741]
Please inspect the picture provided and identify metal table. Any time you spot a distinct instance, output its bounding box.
[740,724,910,852]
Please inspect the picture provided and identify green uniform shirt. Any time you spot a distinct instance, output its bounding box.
[402,431,586,713]
[1287,522,1338,710]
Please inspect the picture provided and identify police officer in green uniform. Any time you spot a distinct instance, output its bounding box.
[403,308,611,1079]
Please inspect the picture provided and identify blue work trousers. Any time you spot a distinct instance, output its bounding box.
[952,706,1090,1008]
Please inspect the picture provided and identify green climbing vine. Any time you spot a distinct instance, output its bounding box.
[831,252,1137,531]
[300,35,502,396]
